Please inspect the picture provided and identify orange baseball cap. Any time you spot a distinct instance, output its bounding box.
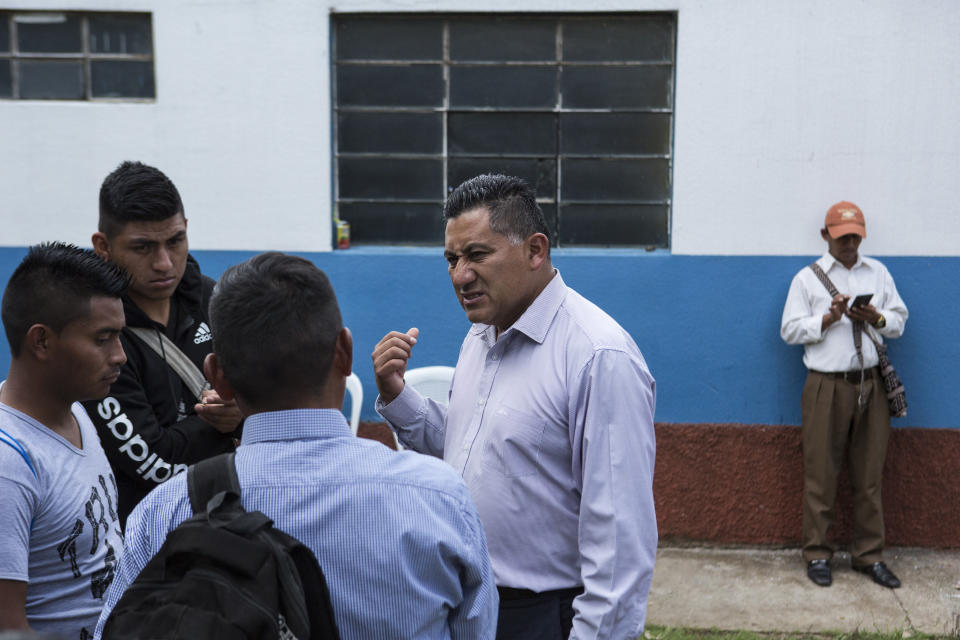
[825,201,866,238]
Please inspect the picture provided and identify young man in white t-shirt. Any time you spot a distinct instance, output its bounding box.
[0,243,128,637]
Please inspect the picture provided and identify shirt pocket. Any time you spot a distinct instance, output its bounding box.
[481,405,546,478]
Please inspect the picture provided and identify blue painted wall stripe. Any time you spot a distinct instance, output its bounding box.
[1,248,955,428]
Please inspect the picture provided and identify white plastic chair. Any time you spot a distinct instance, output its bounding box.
[404,366,455,406]
[344,372,363,435]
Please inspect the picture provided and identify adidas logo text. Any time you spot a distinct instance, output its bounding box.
[194,322,212,344]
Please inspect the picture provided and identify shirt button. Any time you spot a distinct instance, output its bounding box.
[490,353,498,361]
[477,397,484,405]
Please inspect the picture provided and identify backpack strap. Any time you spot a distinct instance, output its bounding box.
[187,452,240,515]
[0,425,38,479]
[292,544,342,640]
[128,326,211,401]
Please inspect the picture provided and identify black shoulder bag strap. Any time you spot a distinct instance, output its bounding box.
[128,326,211,401]
[808,263,869,409]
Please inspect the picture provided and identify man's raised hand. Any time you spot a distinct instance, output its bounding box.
[372,328,419,405]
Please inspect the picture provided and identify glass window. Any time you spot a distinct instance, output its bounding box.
[91,60,154,98]
[339,112,442,154]
[332,13,676,247]
[337,64,443,108]
[0,11,155,101]
[450,66,558,109]
[335,17,442,61]
[88,13,153,55]
[19,60,84,99]
[0,18,9,52]
[563,16,675,62]
[0,61,11,98]
[16,14,82,53]
[449,18,555,62]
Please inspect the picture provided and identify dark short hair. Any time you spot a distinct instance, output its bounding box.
[2,242,128,357]
[99,161,184,238]
[209,252,343,407]
[443,174,550,246]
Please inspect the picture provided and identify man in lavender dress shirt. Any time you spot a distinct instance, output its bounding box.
[374,174,658,640]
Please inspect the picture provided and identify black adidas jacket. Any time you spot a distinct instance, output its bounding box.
[83,256,236,527]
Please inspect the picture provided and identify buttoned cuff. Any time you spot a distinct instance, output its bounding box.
[375,383,425,426]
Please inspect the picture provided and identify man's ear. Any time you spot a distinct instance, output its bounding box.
[333,327,354,377]
[526,232,550,270]
[24,325,52,360]
[203,353,236,401]
[91,232,111,260]
[820,228,831,242]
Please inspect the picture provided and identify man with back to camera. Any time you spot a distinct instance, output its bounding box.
[0,243,127,636]
[781,201,908,588]
[85,161,241,527]
[373,174,658,640]
[94,251,499,640]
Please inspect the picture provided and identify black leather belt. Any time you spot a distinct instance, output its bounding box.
[496,585,583,602]
[812,368,878,384]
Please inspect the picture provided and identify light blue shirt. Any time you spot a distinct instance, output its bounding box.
[95,409,497,640]
[378,272,658,640]
[0,399,123,638]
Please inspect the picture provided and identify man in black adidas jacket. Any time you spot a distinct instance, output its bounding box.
[84,161,242,527]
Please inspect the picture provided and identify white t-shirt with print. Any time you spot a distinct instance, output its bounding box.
[0,395,124,639]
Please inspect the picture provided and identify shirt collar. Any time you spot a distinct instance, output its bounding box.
[468,270,566,345]
[818,251,864,272]
[240,408,352,444]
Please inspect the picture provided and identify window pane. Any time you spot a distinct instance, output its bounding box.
[339,202,444,244]
[450,18,555,62]
[449,157,556,199]
[449,113,556,155]
[559,204,668,247]
[91,60,154,98]
[337,64,443,107]
[561,113,671,155]
[336,17,442,61]
[17,14,82,53]
[339,157,442,200]
[0,61,11,98]
[562,65,672,109]
[450,66,557,108]
[0,17,9,52]
[19,60,83,99]
[562,158,670,201]
[89,13,152,54]
[339,112,441,154]
[539,203,558,243]
[563,16,675,62]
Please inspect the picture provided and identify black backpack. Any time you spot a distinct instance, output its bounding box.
[102,452,341,640]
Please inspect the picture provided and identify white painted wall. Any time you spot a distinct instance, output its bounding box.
[2,0,958,255]
[670,0,960,256]
[1,0,333,251]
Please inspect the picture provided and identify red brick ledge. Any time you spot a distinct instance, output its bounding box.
[653,423,960,549]
[358,421,960,549]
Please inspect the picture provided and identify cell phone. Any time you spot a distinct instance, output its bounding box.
[851,294,873,309]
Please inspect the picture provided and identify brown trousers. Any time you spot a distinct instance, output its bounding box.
[801,368,890,566]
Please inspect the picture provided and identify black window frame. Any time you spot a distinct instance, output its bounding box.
[0,10,155,101]
[331,12,677,248]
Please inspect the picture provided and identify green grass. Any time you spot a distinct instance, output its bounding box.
[642,625,956,640]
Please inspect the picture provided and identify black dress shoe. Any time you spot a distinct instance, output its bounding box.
[806,559,832,586]
[857,562,901,588]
